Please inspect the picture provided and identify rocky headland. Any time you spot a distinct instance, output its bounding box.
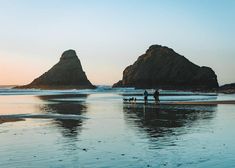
[219,83,235,94]
[113,45,219,90]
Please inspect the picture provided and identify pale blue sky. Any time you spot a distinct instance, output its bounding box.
[0,0,234,85]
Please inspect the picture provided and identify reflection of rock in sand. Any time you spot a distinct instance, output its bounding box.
[123,103,217,139]
[37,94,88,137]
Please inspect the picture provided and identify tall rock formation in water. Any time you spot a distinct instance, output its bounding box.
[16,49,95,89]
[113,45,219,90]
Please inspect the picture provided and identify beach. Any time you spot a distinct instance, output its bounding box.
[0,118,24,124]
[1,87,235,167]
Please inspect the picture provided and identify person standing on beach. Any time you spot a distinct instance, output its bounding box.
[153,89,160,104]
[144,90,148,104]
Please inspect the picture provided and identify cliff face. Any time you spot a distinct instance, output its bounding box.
[113,45,219,90]
[17,50,95,89]
[219,83,235,94]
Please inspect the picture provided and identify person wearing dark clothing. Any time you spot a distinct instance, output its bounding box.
[153,89,160,103]
[144,90,148,104]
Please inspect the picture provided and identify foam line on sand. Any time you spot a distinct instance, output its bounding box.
[164,100,235,105]
[124,100,235,105]
[0,113,88,122]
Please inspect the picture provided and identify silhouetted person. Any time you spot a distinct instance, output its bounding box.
[134,97,137,102]
[153,89,160,104]
[144,90,148,104]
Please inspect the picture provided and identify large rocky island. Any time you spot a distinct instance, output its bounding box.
[16,49,95,89]
[113,45,219,90]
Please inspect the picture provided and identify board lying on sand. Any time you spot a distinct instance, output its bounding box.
[123,100,235,105]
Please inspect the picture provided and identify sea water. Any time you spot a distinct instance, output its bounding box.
[0,86,235,168]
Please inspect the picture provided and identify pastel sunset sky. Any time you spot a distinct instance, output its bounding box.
[0,0,234,85]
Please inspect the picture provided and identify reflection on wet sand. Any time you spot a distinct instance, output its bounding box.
[123,103,217,139]
[37,94,88,137]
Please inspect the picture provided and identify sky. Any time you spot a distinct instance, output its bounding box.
[0,0,234,86]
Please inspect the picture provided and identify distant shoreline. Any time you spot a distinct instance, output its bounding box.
[1,85,235,94]
[124,100,235,105]
[0,85,17,88]
[165,100,235,105]
[0,118,24,124]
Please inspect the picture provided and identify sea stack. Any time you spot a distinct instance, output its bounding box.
[113,45,219,90]
[16,49,95,89]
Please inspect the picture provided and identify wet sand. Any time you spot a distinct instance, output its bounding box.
[124,100,235,105]
[1,89,235,167]
[163,100,235,105]
[0,118,24,124]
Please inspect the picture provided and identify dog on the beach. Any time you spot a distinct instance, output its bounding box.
[123,97,137,103]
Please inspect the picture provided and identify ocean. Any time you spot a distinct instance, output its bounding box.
[0,86,235,168]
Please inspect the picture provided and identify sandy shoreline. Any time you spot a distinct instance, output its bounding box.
[163,100,235,105]
[1,100,235,125]
[124,100,235,105]
[0,118,25,124]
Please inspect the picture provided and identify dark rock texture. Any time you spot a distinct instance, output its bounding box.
[16,50,95,89]
[113,45,219,90]
[219,83,235,94]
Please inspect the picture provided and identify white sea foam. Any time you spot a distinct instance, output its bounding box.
[0,113,88,120]
[0,85,228,102]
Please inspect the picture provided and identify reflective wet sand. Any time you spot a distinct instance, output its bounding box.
[1,90,235,167]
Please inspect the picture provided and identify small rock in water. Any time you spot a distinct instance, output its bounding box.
[82,148,88,152]
[177,163,182,167]
[163,162,168,166]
